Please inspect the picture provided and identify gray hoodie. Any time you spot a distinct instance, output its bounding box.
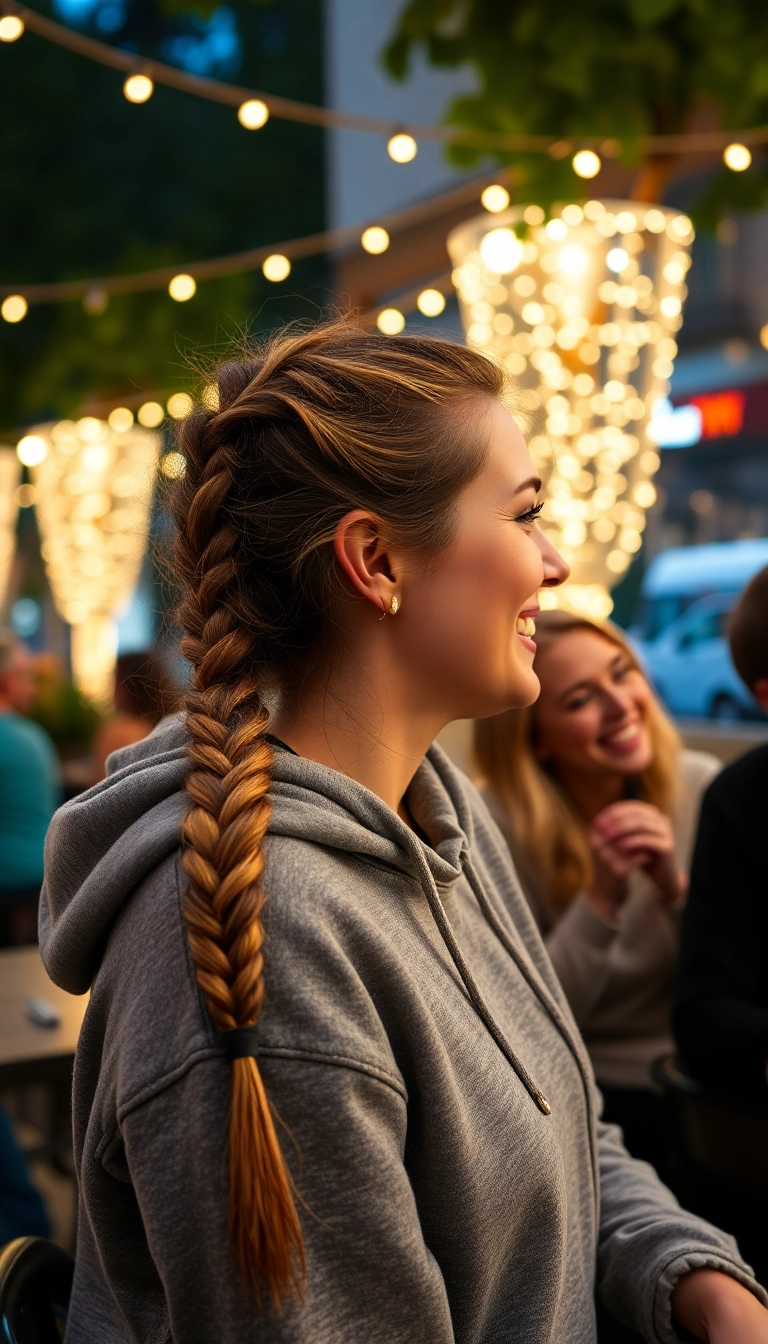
[40,717,764,1344]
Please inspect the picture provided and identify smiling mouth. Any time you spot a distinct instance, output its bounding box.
[516,616,536,638]
[600,722,641,748]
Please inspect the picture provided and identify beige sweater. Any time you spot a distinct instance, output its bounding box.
[482,749,720,1089]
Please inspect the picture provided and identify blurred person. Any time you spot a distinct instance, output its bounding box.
[474,609,720,1171]
[40,327,767,1341]
[90,650,178,782]
[676,565,768,1094]
[0,631,59,945]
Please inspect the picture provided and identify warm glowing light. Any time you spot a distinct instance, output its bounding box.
[137,401,164,428]
[0,15,24,40]
[606,247,629,273]
[361,226,390,255]
[633,481,657,508]
[237,98,269,130]
[202,383,219,411]
[644,209,667,233]
[559,244,588,276]
[168,274,196,302]
[161,451,186,479]
[545,219,568,241]
[167,392,194,420]
[723,143,752,172]
[387,133,417,163]
[123,73,154,104]
[17,436,48,467]
[480,228,523,274]
[660,295,682,318]
[481,184,510,213]
[523,205,545,225]
[760,323,768,351]
[108,407,134,433]
[572,149,601,179]
[1,295,27,323]
[417,289,446,317]
[262,253,291,282]
[377,308,406,335]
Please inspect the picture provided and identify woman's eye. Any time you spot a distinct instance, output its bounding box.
[614,663,632,681]
[515,501,544,525]
[566,694,590,711]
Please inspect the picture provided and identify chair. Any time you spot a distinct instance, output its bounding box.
[652,1054,768,1193]
[0,1237,73,1344]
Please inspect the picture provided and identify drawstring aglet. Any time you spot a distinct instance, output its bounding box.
[535,1092,552,1116]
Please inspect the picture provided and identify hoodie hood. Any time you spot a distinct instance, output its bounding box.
[40,715,476,999]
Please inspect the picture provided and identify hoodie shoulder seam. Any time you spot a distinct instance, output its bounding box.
[116,1043,408,1126]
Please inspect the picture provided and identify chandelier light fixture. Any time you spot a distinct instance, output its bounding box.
[26,415,161,706]
[448,200,694,618]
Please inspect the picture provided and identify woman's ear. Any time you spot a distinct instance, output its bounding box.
[333,509,399,614]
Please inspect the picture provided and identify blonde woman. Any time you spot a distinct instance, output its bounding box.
[475,609,720,1170]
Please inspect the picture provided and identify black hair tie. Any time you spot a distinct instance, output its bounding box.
[222,1026,260,1060]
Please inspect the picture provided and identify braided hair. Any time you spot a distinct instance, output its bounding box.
[170,320,503,1304]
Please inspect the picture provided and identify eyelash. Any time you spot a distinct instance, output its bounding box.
[515,501,544,525]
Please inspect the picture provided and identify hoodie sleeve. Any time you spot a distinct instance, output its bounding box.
[594,1117,767,1342]
[121,1050,455,1344]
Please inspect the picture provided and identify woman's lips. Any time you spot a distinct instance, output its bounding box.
[599,722,643,753]
[516,610,538,653]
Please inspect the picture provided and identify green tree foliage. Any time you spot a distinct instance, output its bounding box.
[0,0,326,430]
[384,0,768,217]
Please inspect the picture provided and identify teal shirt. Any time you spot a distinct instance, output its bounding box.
[0,713,59,893]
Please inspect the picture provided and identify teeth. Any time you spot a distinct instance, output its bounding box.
[604,724,637,744]
[516,616,536,637]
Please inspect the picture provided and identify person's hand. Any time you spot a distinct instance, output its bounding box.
[587,800,684,920]
[672,1268,768,1341]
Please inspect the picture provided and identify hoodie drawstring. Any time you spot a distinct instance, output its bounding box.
[406,838,552,1117]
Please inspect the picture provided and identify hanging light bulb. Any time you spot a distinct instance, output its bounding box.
[262,254,291,281]
[0,15,24,40]
[361,226,390,254]
[377,308,405,334]
[168,274,196,302]
[723,143,752,172]
[237,99,269,129]
[123,73,154,104]
[387,133,417,163]
[416,289,446,317]
[1,295,27,323]
[572,149,601,179]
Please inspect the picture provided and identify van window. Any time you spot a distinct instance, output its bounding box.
[678,610,729,649]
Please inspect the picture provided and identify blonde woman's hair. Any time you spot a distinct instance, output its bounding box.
[170,319,503,1305]
[473,609,682,910]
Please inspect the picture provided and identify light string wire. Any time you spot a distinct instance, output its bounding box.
[5,1,768,157]
[0,169,511,305]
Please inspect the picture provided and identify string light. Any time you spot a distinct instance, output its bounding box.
[160,451,186,478]
[16,435,48,468]
[361,226,390,255]
[0,450,20,611]
[123,73,154,104]
[387,133,417,163]
[1,295,27,323]
[167,392,193,419]
[108,407,134,432]
[416,289,446,317]
[168,273,196,302]
[449,199,693,617]
[137,401,164,428]
[0,15,24,40]
[237,98,269,130]
[262,254,291,281]
[723,142,752,171]
[572,149,601,179]
[202,383,220,411]
[760,324,768,351]
[377,308,405,334]
[481,184,511,213]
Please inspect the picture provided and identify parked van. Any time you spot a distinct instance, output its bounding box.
[631,539,768,719]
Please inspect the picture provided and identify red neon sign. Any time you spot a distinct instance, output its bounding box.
[690,390,745,439]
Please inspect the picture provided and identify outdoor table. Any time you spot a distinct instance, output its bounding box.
[0,947,86,1089]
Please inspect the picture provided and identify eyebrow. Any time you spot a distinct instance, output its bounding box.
[514,475,542,496]
[556,650,627,703]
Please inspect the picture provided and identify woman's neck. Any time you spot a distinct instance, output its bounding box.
[269,648,448,818]
[552,762,627,823]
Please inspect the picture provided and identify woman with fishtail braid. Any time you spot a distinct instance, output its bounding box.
[40,323,767,1343]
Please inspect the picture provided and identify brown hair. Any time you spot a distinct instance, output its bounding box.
[473,609,682,909]
[170,320,503,1303]
[729,564,768,691]
[114,650,178,723]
